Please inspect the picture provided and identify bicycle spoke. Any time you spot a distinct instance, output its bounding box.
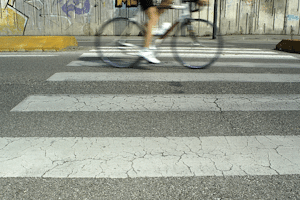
[173,19,223,69]
[95,18,145,68]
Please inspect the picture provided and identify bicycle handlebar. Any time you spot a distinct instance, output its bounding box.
[157,2,204,12]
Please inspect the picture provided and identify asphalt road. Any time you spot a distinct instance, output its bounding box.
[1,38,300,199]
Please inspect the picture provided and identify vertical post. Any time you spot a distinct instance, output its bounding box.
[213,0,218,39]
[283,0,288,34]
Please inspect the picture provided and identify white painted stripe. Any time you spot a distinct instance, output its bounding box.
[67,60,300,68]
[67,60,104,67]
[81,53,297,59]
[90,49,277,54]
[1,136,299,178]
[81,42,236,47]
[0,55,58,57]
[212,62,300,68]
[47,72,300,82]
[10,94,300,112]
[90,47,269,51]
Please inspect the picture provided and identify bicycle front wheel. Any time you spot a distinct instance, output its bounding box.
[95,18,145,68]
[172,19,223,69]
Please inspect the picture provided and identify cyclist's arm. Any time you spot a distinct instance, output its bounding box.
[196,0,209,6]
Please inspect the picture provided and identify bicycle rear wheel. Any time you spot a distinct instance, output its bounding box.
[172,18,223,69]
[95,18,145,68]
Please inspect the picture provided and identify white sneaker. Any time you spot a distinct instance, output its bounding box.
[139,48,160,64]
[152,23,172,36]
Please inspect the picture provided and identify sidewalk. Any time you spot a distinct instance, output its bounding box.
[222,35,300,53]
[221,34,300,42]
[0,35,299,53]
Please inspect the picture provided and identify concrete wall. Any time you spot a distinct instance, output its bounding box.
[219,0,300,35]
[0,0,299,36]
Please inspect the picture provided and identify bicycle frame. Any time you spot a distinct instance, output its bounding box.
[128,2,198,43]
[114,1,207,57]
[97,1,221,68]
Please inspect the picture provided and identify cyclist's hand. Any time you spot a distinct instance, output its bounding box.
[196,0,209,6]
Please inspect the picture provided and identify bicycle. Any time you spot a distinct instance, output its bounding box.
[95,0,223,69]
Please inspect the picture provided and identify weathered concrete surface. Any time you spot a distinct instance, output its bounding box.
[10,94,300,112]
[0,0,299,36]
[0,36,78,51]
[276,39,300,53]
[1,136,300,178]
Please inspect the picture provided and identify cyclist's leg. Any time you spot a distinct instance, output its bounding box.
[140,0,173,64]
[141,6,161,64]
[144,0,173,47]
[139,1,161,64]
[144,6,159,48]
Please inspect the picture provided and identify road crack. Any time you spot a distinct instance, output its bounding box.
[213,98,222,112]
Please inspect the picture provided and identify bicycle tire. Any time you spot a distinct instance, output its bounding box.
[95,18,145,68]
[172,18,223,69]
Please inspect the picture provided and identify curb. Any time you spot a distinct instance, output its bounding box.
[0,36,78,52]
[276,39,300,53]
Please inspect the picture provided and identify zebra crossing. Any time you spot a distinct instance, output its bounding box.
[67,47,300,68]
[2,47,300,180]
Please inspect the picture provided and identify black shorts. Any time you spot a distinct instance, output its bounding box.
[140,0,155,11]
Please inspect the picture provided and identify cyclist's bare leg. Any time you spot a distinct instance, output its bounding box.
[144,0,173,48]
[144,7,159,48]
[140,0,173,64]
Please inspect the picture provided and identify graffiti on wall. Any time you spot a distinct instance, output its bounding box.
[287,15,300,21]
[0,0,28,34]
[60,0,90,17]
[242,0,254,5]
[0,0,91,35]
[1,0,299,36]
[40,0,91,31]
[115,0,138,7]
[56,0,92,34]
[24,0,44,10]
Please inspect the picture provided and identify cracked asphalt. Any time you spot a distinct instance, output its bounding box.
[10,94,300,112]
[1,136,299,178]
[1,37,300,199]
